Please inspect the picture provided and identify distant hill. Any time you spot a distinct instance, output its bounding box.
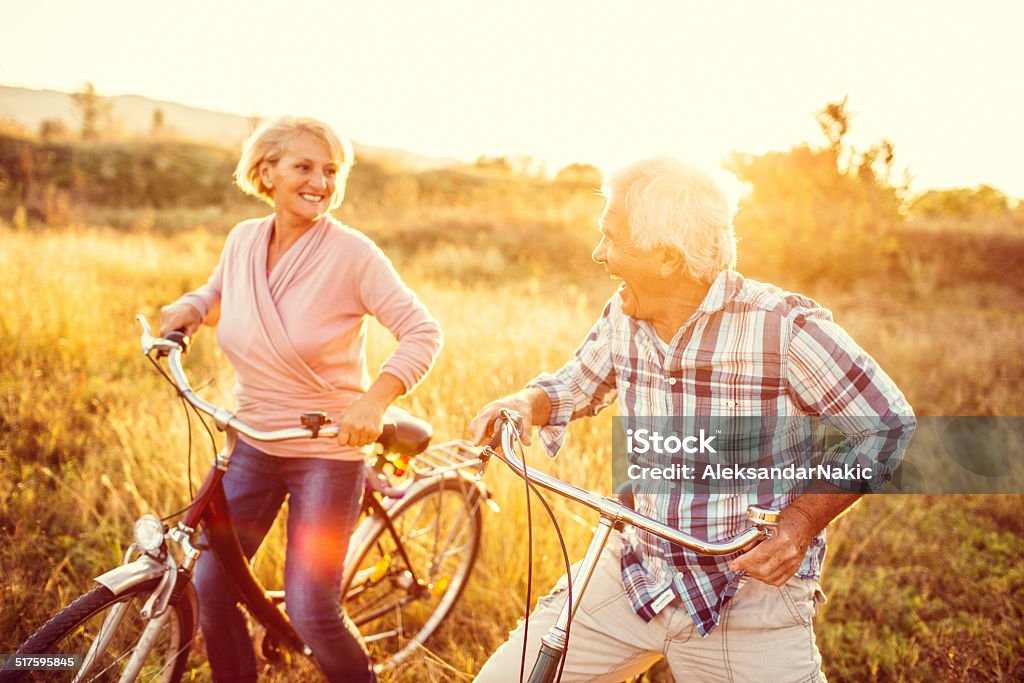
[0,85,460,171]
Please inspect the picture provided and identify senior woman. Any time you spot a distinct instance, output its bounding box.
[159,117,442,682]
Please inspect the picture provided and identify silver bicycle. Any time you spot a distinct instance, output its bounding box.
[478,410,780,683]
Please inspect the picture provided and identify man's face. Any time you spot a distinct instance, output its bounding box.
[592,192,668,320]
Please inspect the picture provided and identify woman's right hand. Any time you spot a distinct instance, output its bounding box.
[159,303,203,337]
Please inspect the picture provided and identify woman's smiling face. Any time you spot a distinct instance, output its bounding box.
[261,131,340,227]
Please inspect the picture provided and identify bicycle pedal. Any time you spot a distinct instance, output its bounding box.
[260,632,285,664]
[430,577,449,597]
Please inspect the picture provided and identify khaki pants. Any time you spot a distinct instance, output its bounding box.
[475,535,827,683]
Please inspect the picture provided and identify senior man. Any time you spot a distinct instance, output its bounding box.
[470,157,915,682]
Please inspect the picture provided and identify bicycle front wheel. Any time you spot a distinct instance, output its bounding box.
[342,476,483,668]
[1,578,198,683]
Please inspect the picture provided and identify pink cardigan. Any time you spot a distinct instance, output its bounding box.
[176,215,443,460]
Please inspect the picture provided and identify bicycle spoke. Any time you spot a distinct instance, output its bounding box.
[439,542,473,560]
[143,636,194,683]
[343,479,482,667]
[352,584,408,621]
[75,600,148,683]
[83,611,177,683]
[432,496,479,574]
[17,583,195,683]
[79,600,130,680]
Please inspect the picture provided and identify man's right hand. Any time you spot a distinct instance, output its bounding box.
[159,303,203,338]
[469,388,551,447]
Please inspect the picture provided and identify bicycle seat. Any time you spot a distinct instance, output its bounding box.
[379,406,432,457]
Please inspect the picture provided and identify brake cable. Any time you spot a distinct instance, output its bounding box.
[511,424,573,683]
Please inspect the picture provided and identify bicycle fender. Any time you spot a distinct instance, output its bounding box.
[94,555,168,595]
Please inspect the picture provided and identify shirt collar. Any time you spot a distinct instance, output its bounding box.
[696,270,743,315]
[627,270,743,353]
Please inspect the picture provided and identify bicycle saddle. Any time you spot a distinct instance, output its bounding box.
[379,405,432,456]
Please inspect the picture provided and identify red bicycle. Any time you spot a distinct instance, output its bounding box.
[1,317,488,682]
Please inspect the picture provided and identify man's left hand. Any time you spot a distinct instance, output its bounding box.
[728,511,815,586]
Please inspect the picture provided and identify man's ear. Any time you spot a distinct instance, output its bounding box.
[660,248,684,278]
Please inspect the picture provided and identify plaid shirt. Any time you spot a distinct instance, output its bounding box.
[528,270,915,636]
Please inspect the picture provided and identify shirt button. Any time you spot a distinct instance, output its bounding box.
[668,377,677,385]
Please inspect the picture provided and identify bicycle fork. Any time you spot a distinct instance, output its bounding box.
[76,602,131,682]
[118,611,173,683]
[528,516,619,683]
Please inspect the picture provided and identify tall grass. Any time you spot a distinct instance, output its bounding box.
[1,217,1022,682]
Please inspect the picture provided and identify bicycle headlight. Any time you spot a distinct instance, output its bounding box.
[133,514,165,553]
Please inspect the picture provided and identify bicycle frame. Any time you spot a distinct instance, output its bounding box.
[185,431,307,653]
[112,317,458,663]
[7,318,485,683]
[92,423,441,677]
[180,432,437,657]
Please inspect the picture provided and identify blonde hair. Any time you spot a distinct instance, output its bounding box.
[234,116,354,210]
[602,157,740,284]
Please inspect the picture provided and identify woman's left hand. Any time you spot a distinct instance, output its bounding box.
[336,395,387,447]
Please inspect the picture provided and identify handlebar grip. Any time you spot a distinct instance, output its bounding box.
[164,330,191,353]
[486,429,503,451]
[487,412,523,451]
[377,423,397,448]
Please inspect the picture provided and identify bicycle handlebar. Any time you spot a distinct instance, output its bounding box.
[483,411,778,556]
[142,312,776,556]
[137,315,396,445]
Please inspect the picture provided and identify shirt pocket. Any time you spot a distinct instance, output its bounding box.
[708,389,787,471]
[709,375,786,413]
[711,394,772,416]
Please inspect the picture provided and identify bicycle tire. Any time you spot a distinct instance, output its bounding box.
[1,578,198,683]
[342,475,483,669]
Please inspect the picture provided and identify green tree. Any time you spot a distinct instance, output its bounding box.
[911,185,1010,219]
[13,145,34,202]
[556,163,603,186]
[815,96,850,169]
[71,82,112,140]
[151,108,165,138]
[726,99,903,285]
[39,118,70,140]
[475,155,511,173]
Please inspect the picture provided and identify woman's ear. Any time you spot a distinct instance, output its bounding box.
[259,161,274,190]
[660,247,684,278]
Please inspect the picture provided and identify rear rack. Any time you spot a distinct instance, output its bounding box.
[408,439,482,479]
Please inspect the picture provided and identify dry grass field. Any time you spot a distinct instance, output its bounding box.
[1,173,1023,682]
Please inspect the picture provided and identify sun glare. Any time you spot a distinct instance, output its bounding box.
[0,1,1022,195]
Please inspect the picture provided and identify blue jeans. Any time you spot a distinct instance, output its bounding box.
[194,439,375,683]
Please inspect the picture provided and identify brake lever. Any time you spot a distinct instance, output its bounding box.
[136,315,190,358]
[498,409,525,436]
[485,409,525,452]
[137,315,161,355]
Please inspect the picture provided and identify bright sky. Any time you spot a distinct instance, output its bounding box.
[2,0,1022,197]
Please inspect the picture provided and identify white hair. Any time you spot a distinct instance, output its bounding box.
[602,157,740,283]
